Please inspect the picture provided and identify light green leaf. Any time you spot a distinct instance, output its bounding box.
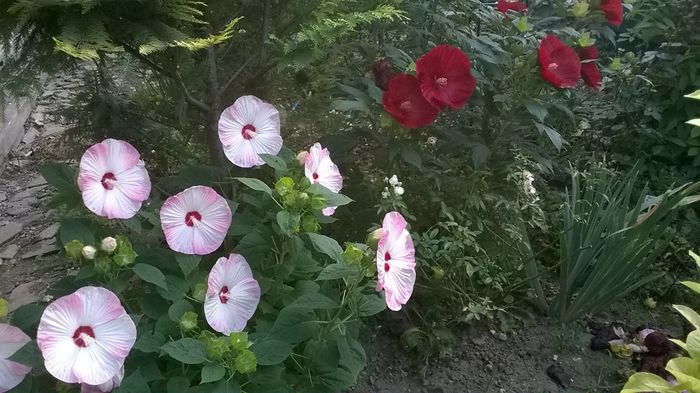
[621,372,674,393]
[682,281,700,295]
[690,251,700,268]
[666,357,700,388]
[686,330,700,361]
[133,264,168,290]
[674,304,700,330]
[687,119,700,128]
[685,90,700,100]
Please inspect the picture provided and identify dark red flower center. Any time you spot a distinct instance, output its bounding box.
[384,252,391,272]
[241,124,256,140]
[72,326,96,348]
[312,173,319,181]
[400,101,413,111]
[101,172,117,190]
[185,211,202,227]
[219,286,230,304]
[436,77,448,87]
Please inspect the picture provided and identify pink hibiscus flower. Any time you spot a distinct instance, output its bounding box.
[0,324,32,393]
[77,139,151,219]
[160,186,232,255]
[36,287,136,386]
[204,254,261,335]
[80,367,123,393]
[218,95,283,168]
[303,143,343,216]
[376,212,416,311]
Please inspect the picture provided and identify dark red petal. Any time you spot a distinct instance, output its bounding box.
[578,46,599,61]
[497,0,528,14]
[416,45,476,109]
[599,0,623,26]
[538,35,581,89]
[382,74,439,129]
[372,58,398,91]
[578,46,601,90]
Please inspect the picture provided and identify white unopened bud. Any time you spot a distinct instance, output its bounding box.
[101,237,117,253]
[296,151,310,165]
[389,175,399,187]
[394,186,405,196]
[82,246,97,260]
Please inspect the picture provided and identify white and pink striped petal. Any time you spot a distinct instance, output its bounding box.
[36,287,136,386]
[0,324,31,393]
[304,143,343,216]
[218,95,283,168]
[204,254,261,335]
[80,366,123,393]
[78,139,151,220]
[160,186,232,255]
[376,212,416,311]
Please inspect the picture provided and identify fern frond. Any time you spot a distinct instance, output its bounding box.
[174,17,242,51]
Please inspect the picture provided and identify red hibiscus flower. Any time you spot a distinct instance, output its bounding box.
[372,58,398,91]
[599,0,623,26]
[497,0,527,14]
[382,74,439,129]
[538,35,581,89]
[415,44,476,110]
[578,46,601,91]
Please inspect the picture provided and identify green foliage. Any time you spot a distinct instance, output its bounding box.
[555,166,700,322]
[622,251,700,392]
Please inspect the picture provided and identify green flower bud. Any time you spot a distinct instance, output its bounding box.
[295,192,310,208]
[310,195,326,211]
[301,214,319,233]
[81,245,97,260]
[275,177,295,196]
[229,332,249,351]
[64,240,84,259]
[193,283,207,303]
[431,266,445,281]
[201,336,230,361]
[113,235,137,266]
[234,349,257,374]
[101,237,117,253]
[366,228,383,249]
[94,257,111,274]
[610,57,622,71]
[515,16,531,33]
[577,32,595,48]
[0,298,8,318]
[179,311,198,332]
[343,244,364,266]
[571,1,590,17]
[643,297,657,309]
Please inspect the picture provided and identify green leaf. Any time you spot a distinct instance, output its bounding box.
[525,100,548,122]
[135,331,166,353]
[176,254,201,278]
[687,119,700,128]
[114,370,151,393]
[674,304,700,330]
[307,233,344,263]
[685,90,700,100]
[270,306,319,344]
[399,145,422,169]
[39,163,77,191]
[59,219,95,247]
[210,380,241,393]
[161,338,208,364]
[686,330,700,361]
[10,304,44,330]
[252,339,294,365]
[307,184,353,207]
[276,211,300,236]
[260,154,287,171]
[235,349,257,374]
[157,275,189,302]
[168,299,194,322]
[621,372,674,393]
[682,281,700,295]
[331,99,369,113]
[665,356,700,387]
[534,122,564,151]
[358,294,386,316]
[8,340,42,367]
[201,364,227,384]
[289,293,338,309]
[317,263,359,281]
[133,264,168,289]
[235,178,272,195]
[166,376,191,393]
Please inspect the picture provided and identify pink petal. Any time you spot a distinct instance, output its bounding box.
[0,324,30,358]
[205,254,261,335]
[322,207,337,216]
[376,212,416,311]
[37,287,135,385]
[0,358,32,392]
[160,186,232,255]
[223,140,263,168]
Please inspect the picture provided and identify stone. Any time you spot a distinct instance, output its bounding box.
[11,187,43,201]
[41,89,55,99]
[22,127,39,146]
[0,222,23,245]
[33,112,45,127]
[5,203,32,216]
[38,223,59,240]
[0,192,6,202]
[26,174,47,188]
[20,240,59,259]
[8,281,41,312]
[43,123,66,137]
[0,244,19,259]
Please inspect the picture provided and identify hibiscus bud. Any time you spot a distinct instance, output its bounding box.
[431,266,445,281]
[0,298,8,318]
[101,237,117,253]
[610,57,622,71]
[371,58,397,91]
[394,186,405,196]
[571,1,590,17]
[366,228,383,249]
[229,332,250,351]
[94,257,111,274]
[515,16,531,33]
[343,244,364,266]
[64,240,84,259]
[179,311,198,332]
[202,336,229,361]
[302,214,319,233]
[275,177,295,196]
[296,151,309,165]
[82,245,97,260]
[643,297,657,309]
[234,349,257,374]
[193,283,207,302]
